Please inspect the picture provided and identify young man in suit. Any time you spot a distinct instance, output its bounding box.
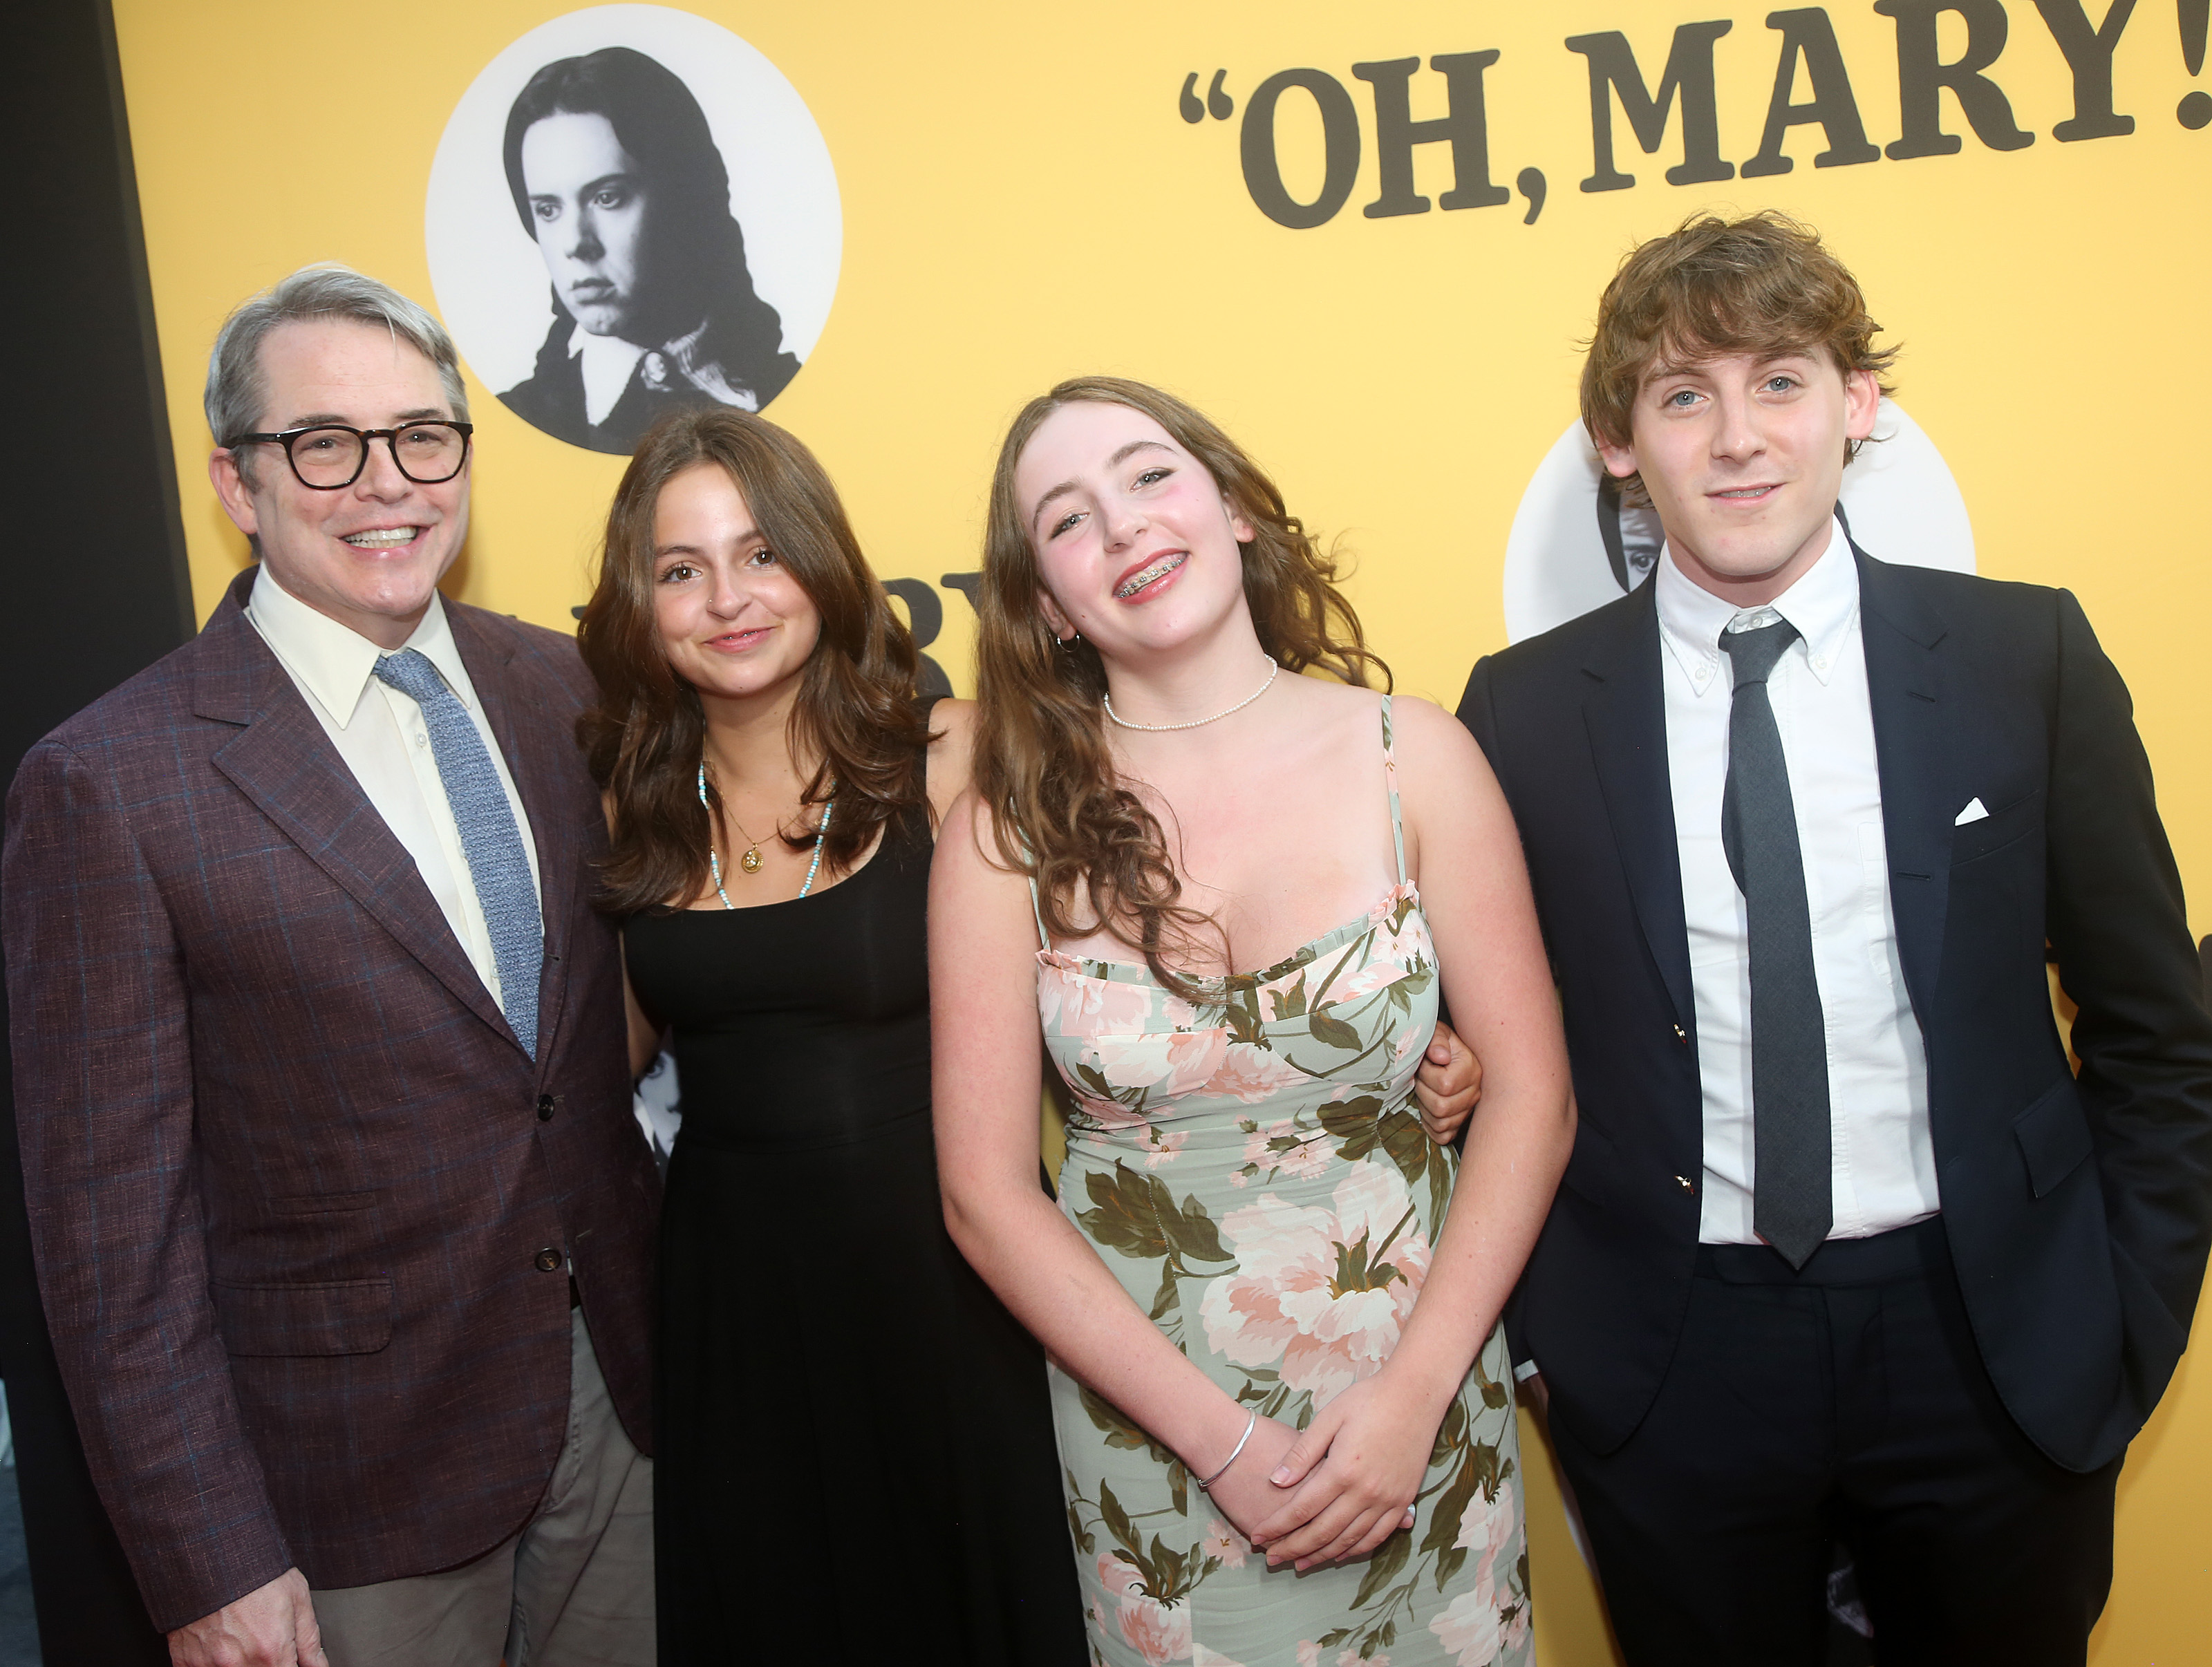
[1458,213,2212,1664]
[3,266,659,1667]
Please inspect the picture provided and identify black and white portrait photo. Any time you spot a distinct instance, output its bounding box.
[427,6,841,455]
[1500,399,1976,642]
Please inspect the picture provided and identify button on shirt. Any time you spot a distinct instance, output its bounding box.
[1656,522,1939,1244]
[245,569,542,1015]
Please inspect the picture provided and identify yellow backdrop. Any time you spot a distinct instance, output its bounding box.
[111,1,2211,1660]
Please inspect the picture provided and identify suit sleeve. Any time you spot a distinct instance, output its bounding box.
[2042,591,2212,1413]
[1454,654,1503,766]
[3,740,294,1631]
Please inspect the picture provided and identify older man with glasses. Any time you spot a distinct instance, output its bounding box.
[3,264,659,1667]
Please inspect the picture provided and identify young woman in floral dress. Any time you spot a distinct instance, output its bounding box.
[932,379,1575,1667]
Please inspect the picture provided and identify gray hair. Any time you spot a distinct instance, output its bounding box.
[206,264,470,485]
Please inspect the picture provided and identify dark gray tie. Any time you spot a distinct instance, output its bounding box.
[1719,619,1830,1268]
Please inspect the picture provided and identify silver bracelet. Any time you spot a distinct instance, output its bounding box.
[1197,1411,1259,1491]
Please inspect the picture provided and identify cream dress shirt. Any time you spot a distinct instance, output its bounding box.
[1655,522,1940,1245]
[245,567,542,1017]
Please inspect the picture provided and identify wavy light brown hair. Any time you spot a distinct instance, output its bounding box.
[971,377,1386,997]
[577,407,929,915]
[1582,211,1900,503]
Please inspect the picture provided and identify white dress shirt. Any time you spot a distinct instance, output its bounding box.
[572,328,648,428]
[246,568,542,1016]
[1656,522,1940,1244]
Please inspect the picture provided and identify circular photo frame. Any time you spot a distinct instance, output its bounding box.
[425,4,841,454]
[1501,400,1975,643]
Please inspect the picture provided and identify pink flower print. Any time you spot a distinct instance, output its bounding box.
[1455,1478,1522,1596]
[1192,1650,1248,1667]
[1039,957,1156,1038]
[1240,1120,1286,1169]
[1504,1605,1530,1655]
[1241,1117,1331,1183]
[1428,1585,1506,1666]
[1205,1041,1313,1104]
[1297,1646,1323,1667]
[1082,1028,1230,1100]
[1197,1164,1432,1402]
[1143,1129,1189,1169]
[1273,1131,1333,1181]
[1065,1088,1148,1133]
[1363,884,1430,964]
[1201,1516,1248,1570]
[1340,1652,1391,1667]
[1118,1594,1192,1665]
[1096,1553,1192,1664]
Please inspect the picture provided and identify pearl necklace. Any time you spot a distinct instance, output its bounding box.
[1103,657,1279,733]
[697,762,834,907]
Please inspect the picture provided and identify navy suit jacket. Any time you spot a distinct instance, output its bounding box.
[1459,548,2212,1473]
[3,567,658,1628]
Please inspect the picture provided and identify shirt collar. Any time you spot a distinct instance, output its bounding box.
[1654,515,1860,697]
[570,326,648,428]
[247,565,471,728]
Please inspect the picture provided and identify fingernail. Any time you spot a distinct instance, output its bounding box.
[1271,1466,1292,1485]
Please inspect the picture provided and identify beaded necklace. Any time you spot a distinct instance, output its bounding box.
[697,762,834,908]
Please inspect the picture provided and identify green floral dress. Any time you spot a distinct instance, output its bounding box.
[1033,698,1531,1667]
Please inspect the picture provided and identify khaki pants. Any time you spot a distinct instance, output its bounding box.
[313,1308,655,1667]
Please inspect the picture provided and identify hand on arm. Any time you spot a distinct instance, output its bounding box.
[1412,1020,1481,1145]
[1252,699,1573,1567]
[168,1570,326,1667]
[928,793,1277,1534]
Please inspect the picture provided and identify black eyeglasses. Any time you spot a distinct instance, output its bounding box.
[224,422,474,490]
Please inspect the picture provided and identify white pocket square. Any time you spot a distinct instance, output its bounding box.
[1954,796,1989,826]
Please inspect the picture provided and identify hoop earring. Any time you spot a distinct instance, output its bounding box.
[1055,631,1081,649]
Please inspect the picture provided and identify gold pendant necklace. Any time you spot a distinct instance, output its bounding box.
[695,761,834,908]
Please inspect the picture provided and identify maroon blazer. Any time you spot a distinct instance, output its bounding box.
[3,567,658,1631]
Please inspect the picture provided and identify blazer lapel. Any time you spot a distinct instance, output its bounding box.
[1579,585,1696,1032]
[451,606,581,1068]
[194,582,523,1053]
[1856,547,1953,1024]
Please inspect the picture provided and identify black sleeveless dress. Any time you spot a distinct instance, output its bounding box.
[626,792,1085,1666]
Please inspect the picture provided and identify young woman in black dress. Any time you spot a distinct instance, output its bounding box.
[574,406,1085,1664]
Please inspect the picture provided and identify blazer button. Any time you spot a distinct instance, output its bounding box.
[534,1247,563,1273]
[1671,1024,1687,1044]
[537,1093,556,1122]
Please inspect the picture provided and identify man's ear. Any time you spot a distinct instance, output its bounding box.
[209,449,261,538]
[1843,369,1881,442]
[1595,433,1641,482]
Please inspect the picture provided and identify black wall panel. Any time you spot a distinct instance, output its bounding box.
[3,0,197,1659]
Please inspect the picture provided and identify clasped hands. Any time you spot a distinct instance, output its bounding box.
[1185,1027,1475,1570]
[1201,1370,1443,1572]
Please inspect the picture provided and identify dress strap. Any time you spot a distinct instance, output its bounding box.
[1026,875,1052,952]
[1380,695,1407,885]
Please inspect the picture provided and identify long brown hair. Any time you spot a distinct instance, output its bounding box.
[971,377,1387,998]
[577,406,930,914]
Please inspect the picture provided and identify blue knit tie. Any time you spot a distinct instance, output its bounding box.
[373,648,541,1057]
